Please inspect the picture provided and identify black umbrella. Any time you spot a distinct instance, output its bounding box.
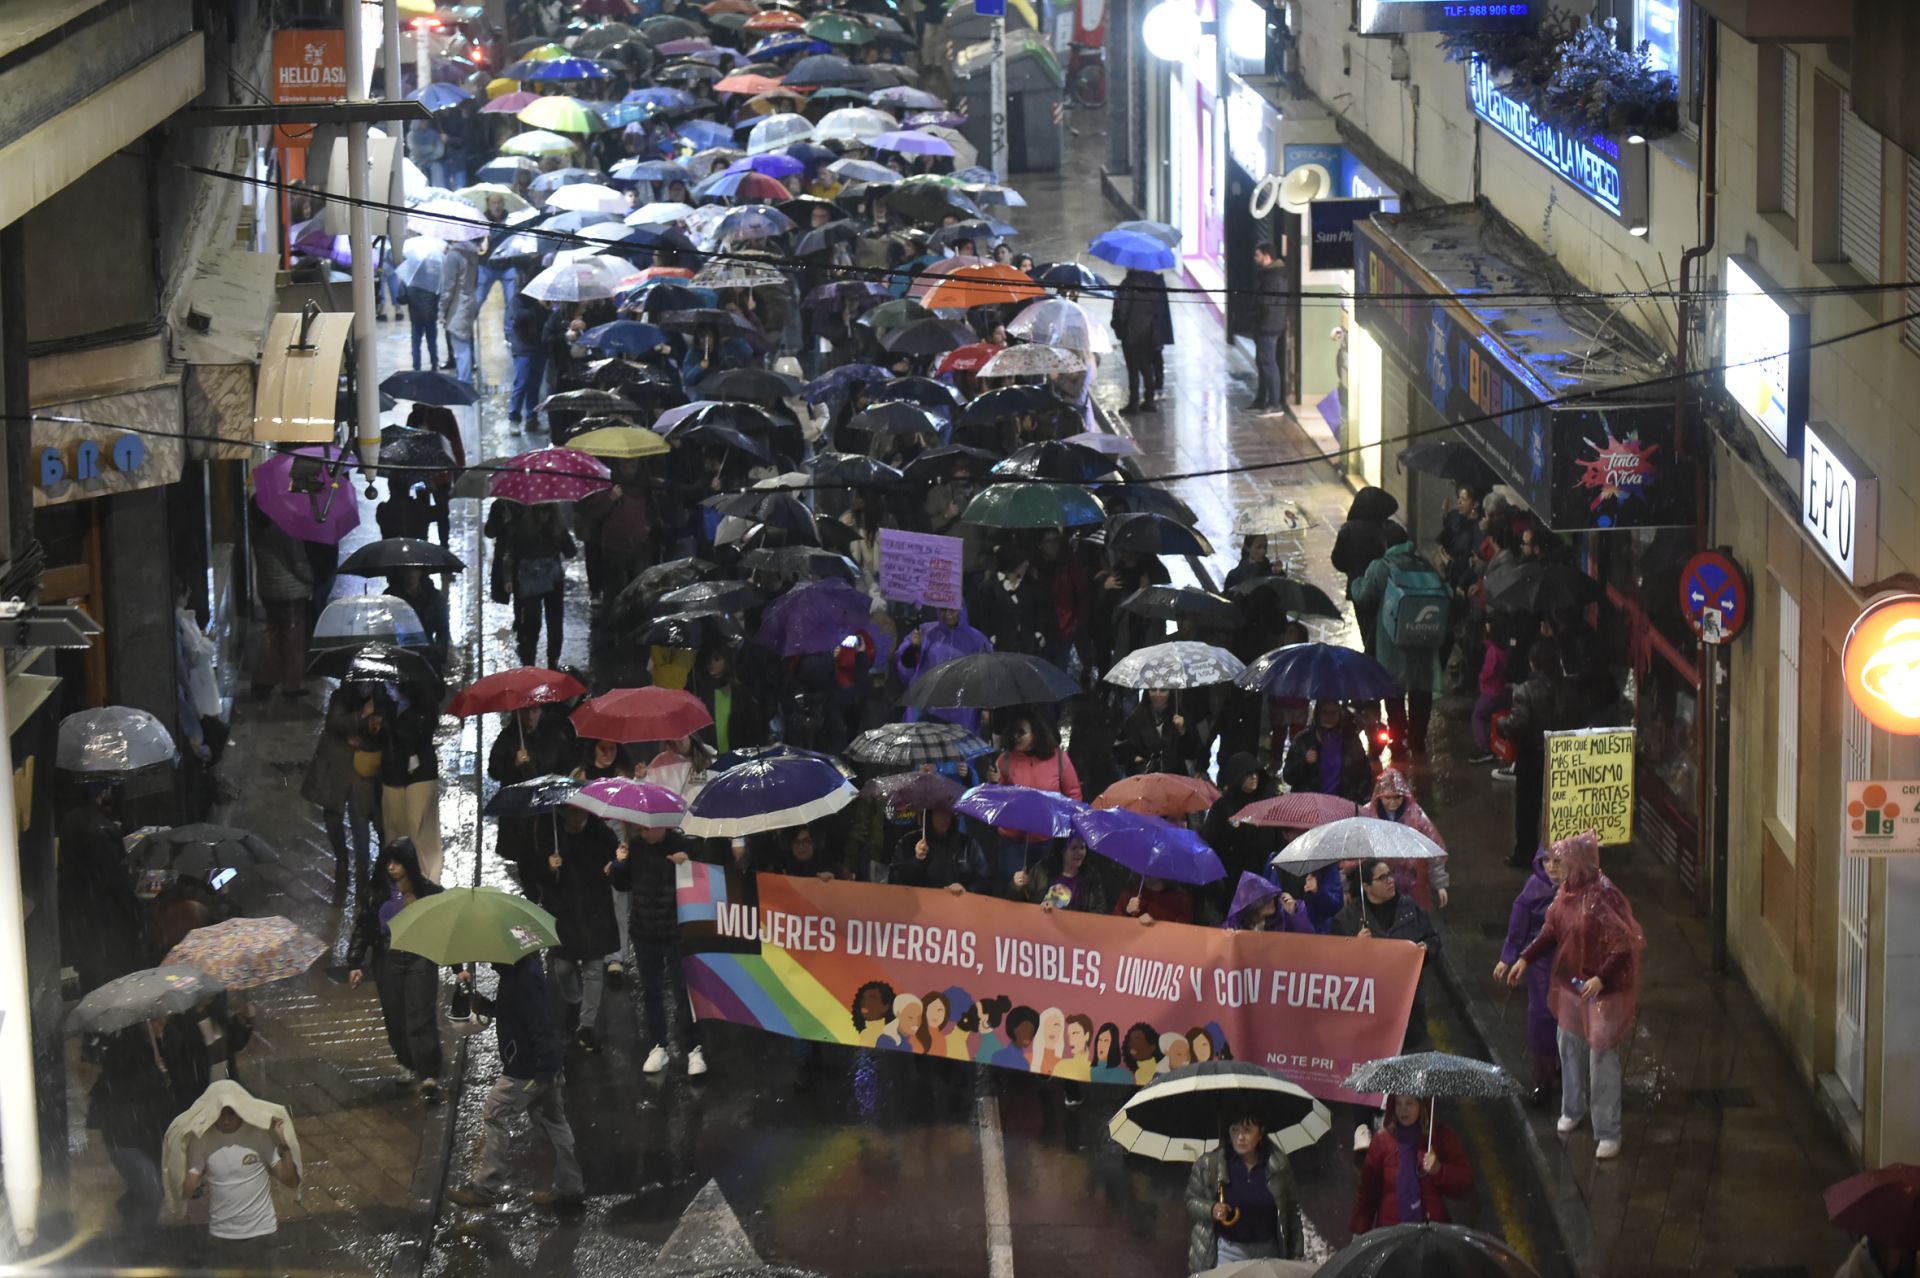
[537,387,637,416]
[959,384,1072,427]
[126,824,278,879]
[656,579,764,614]
[882,317,976,355]
[626,557,721,603]
[848,400,942,435]
[659,307,753,335]
[381,369,479,406]
[1120,585,1242,629]
[1226,575,1343,619]
[703,490,815,538]
[794,220,862,256]
[1398,441,1501,493]
[306,642,444,688]
[1107,1061,1332,1161]
[664,400,783,438]
[633,611,746,648]
[630,284,708,314]
[928,219,1008,250]
[898,651,1079,710]
[484,774,583,817]
[677,421,775,462]
[1484,559,1602,614]
[809,452,905,488]
[703,367,804,404]
[740,545,862,583]
[993,440,1118,483]
[785,53,873,88]
[902,443,996,482]
[378,425,455,472]
[1093,482,1198,524]
[339,538,468,576]
[886,182,987,224]
[878,374,963,411]
[781,195,853,223]
[1314,1224,1539,1278]
[1106,511,1214,557]
[1034,261,1111,294]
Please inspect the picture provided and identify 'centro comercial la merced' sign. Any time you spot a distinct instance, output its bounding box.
[1467,55,1650,230]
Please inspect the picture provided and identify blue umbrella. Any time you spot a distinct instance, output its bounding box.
[681,754,858,837]
[529,167,600,193]
[785,53,870,88]
[1235,642,1402,702]
[953,784,1086,838]
[785,141,840,169]
[1089,229,1177,271]
[728,153,807,179]
[675,118,735,150]
[518,57,613,81]
[953,164,1002,184]
[1035,261,1112,294]
[756,579,872,656]
[627,86,698,110]
[749,32,820,59]
[622,281,716,313]
[888,252,941,297]
[804,363,892,402]
[1070,807,1226,884]
[714,203,797,241]
[613,158,691,183]
[409,82,472,113]
[595,102,649,129]
[381,369,479,406]
[578,321,673,355]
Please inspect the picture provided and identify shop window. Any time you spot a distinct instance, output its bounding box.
[1775,581,1801,842]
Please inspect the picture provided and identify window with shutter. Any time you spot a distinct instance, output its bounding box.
[1838,94,1883,281]
[1780,50,1799,218]
[1905,159,1920,352]
[1775,582,1800,838]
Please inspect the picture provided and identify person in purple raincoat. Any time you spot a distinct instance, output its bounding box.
[895,606,992,731]
[1221,871,1315,934]
[1492,844,1564,1105]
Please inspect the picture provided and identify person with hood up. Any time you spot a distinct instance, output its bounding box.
[1367,768,1450,910]
[1111,266,1173,413]
[888,805,988,893]
[346,838,444,1103]
[1281,701,1374,803]
[1507,830,1644,1161]
[1349,1093,1474,1233]
[449,952,584,1207]
[438,235,480,384]
[1493,844,1565,1104]
[533,806,622,1052]
[1201,752,1278,901]
[896,606,992,732]
[1349,521,1447,759]
[1183,1108,1306,1269]
[1221,871,1314,933]
[1330,486,1399,655]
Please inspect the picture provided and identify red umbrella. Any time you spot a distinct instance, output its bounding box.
[715,73,786,95]
[487,447,612,504]
[1228,792,1360,830]
[446,667,586,718]
[1827,1164,1920,1250]
[570,687,713,743]
[936,341,1004,375]
[725,172,792,203]
[1092,772,1220,819]
[745,9,804,28]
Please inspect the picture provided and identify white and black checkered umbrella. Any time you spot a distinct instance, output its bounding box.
[1103,640,1247,690]
[847,721,993,768]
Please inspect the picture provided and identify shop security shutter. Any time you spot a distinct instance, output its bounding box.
[1838,95,1883,281]
[1779,50,1799,218]
[1905,159,1920,351]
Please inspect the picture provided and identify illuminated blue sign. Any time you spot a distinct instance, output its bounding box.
[1357,0,1537,34]
[1466,56,1648,227]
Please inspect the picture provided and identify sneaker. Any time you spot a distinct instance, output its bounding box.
[686,1047,708,1077]
[447,1183,497,1207]
[1556,1114,1582,1134]
[1594,1139,1621,1160]
[508,414,521,428]
[394,1065,420,1086]
[1467,752,1495,765]
[604,960,625,979]
[1353,1122,1373,1152]
[576,1027,600,1054]
[419,1077,441,1105]
[1491,765,1517,782]
[643,1044,670,1074]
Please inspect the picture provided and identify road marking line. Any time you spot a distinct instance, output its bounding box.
[974,1091,1015,1278]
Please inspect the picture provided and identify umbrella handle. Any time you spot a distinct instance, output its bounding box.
[1427,1098,1435,1156]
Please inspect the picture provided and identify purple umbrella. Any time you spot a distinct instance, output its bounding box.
[903,111,967,129]
[681,754,857,837]
[1070,806,1226,884]
[756,578,873,656]
[953,784,1085,838]
[253,446,361,545]
[863,769,964,815]
[726,153,807,179]
[565,778,688,828]
[873,86,946,110]
[872,129,954,157]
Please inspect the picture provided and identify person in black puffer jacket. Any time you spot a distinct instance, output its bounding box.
[531,808,621,1051]
[345,838,444,1101]
[1200,752,1280,916]
[611,825,709,1077]
[1330,487,1399,656]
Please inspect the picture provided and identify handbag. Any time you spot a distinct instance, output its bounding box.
[515,553,565,599]
[490,537,514,605]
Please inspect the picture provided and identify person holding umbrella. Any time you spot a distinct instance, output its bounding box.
[534,806,621,1052]
[345,838,444,1104]
[612,822,710,1076]
[1826,1165,1920,1277]
[1335,857,1438,1058]
[887,804,987,892]
[1110,266,1172,414]
[377,684,444,883]
[247,501,315,701]
[485,502,578,669]
[1183,1109,1307,1267]
[1281,701,1374,803]
[1348,1094,1474,1234]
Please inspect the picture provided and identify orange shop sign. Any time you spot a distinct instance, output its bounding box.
[272,30,347,144]
[1843,593,1920,735]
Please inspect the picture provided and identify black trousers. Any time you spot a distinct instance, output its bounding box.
[1122,339,1164,402]
[1513,747,1545,863]
[376,949,441,1078]
[514,588,565,667]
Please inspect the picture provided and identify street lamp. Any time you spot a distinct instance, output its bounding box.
[1141,0,1200,61]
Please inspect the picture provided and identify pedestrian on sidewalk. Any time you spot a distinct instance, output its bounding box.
[1350,522,1448,762]
[405,273,441,372]
[248,503,314,701]
[507,290,549,430]
[1493,843,1564,1105]
[1501,641,1573,867]
[178,1100,300,1253]
[487,502,576,668]
[1507,830,1644,1161]
[612,824,709,1077]
[1248,242,1288,412]
[440,235,480,384]
[377,685,444,882]
[450,953,585,1208]
[347,838,444,1103]
[1111,266,1171,412]
[488,703,576,877]
[536,806,621,1052]
[1330,487,1398,656]
[1349,1094,1474,1234]
[1183,1109,1305,1269]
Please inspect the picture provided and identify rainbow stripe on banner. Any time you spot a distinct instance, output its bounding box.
[676,862,859,1045]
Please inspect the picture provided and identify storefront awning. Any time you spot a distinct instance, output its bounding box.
[1354,204,1695,532]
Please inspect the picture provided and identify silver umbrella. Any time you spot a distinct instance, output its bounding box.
[1345,1051,1522,1160]
[978,343,1086,377]
[57,707,178,773]
[1268,816,1444,871]
[67,965,225,1035]
[1103,640,1246,691]
[311,594,427,651]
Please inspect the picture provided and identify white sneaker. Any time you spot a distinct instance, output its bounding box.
[686,1047,708,1077]
[1556,1114,1582,1134]
[643,1044,670,1074]
[1353,1122,1372,1152]
[1491,765,1517,782]
[1594,1139,1621,1160]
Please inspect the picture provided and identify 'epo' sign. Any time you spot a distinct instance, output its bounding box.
[1802,420,1877,585]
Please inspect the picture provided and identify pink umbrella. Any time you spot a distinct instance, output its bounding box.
[482,91,541,114]
[1228,792,1360,830]
[486,447,612,504]
[564,777,689,828]
[253,446,361,544]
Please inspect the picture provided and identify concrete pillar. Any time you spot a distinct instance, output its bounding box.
[1105,0,1133,180]
[100,486,180,728]
[1,223,26,561]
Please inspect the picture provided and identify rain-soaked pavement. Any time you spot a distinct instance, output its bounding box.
[33,106,1581,1278]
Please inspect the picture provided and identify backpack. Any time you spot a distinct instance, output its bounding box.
[1379,554,1451,649]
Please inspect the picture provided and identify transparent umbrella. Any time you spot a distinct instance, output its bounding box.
[1008,297,1114,354]
[522,256,638,302]
[57,707,178,773]
[543,182,627,215]
[747,112,815,155]
[406,198,487,241]
[815,106,899,143]
[310,594,427,652]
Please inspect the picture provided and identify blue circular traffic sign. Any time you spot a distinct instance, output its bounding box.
[1679,550,1748,640]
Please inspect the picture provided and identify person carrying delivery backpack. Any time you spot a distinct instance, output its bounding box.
[1350,521,1450,764]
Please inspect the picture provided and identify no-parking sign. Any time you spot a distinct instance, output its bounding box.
[1678,550,1748,643]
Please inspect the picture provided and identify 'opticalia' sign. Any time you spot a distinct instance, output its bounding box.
[1466,56,1649,228]
[1721,255,1807,457]
[1802,420,1878,586]
[1357,0,1538,34]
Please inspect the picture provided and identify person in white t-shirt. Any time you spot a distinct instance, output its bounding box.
[182,1108,299,1241]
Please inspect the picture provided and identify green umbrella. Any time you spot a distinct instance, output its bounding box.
[862,298,932,335]
[388,887,560,965]
[806,13,874,43]
[963,482,1107,529]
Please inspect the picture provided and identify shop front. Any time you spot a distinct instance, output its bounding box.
[1138,0,1226,295]
[1351,206,1705,894]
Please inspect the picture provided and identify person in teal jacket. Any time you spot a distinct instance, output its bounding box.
[1350,523,1446,761]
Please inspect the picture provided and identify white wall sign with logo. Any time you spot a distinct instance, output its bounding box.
[1802,420,1878,585]
[1722,255,1808,457]
[1845,781,1920,856]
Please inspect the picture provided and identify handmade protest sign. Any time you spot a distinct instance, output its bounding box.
[877,529,964,608]
[677,866,1422,1103]
[1545,726,1636,845]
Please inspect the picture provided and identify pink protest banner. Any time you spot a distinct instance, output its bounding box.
[677,867,1423,1102]
[877,528,964,607]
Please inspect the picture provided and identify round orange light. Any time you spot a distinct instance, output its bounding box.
[1843,594,1920,734]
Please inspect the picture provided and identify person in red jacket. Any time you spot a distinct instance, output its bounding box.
[1349,1094,1473,1235]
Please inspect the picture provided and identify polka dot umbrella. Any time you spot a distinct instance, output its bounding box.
[487,447,613,505]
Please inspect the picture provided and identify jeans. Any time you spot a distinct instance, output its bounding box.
[321,774,380,896]
[548,953,607,1029]
[476,262,516,311]
[409,308,440,370]
[608,889,634,966]
[450,334,475,387]
[375,949,441,1078]
[514,588,566,667]
[474,1074,583,1196]
[106,1143,164,1226]
[634,941,700,1050]
[1252,333,1285,405]
[1217,1236,1281,1264]
[1558,1025,1623,1143]
[510,351,548,421]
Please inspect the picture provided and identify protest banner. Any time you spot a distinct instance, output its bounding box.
[677,866,1422,1102]
[1545,726,1636,845]
[877,529,964,608]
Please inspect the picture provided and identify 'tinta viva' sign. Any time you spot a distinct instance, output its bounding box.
[1466,56,1649,229]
